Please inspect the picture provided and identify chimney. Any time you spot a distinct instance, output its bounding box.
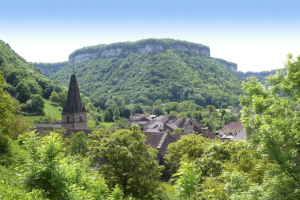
[201,127,208,138]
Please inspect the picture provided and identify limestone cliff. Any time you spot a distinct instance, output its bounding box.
[214,58,238,72]
[68,39,211,65]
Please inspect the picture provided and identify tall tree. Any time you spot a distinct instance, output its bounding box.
[89,125,164,199]
[240,54,300,198]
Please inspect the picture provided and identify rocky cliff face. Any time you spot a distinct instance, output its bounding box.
[214,58,237,72]
[69,43,211,65]
[70,53,98,65]
[173,44,210,57]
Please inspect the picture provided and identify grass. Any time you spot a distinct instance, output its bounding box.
[22,99,115,129]
[21,99,62,124]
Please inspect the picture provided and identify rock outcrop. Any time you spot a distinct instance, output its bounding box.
[70,53,98,65]
[214,58,237,72]
[137,44,164,54]
[101,48,122,58]
[173,44,210,57]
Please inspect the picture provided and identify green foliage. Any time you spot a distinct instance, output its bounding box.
[115,118,131,130]
[0,40,67,117]
[16,81,31,103]
[23,131,111,199]
[239,54,300,198]
[177,112,187,119]
[165,134,215,174]
[113,107,120,121]
[174,160,202,200]
[207,105,216,113]
[89,125,164,199]
[21,94,45,116]
[152,105,165,115]
[0,71,15,135]
[68,131,88,157]
[223,111,238,125]
[173,128,184,133]
[24,131,69,199]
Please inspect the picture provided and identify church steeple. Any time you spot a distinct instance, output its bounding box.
[61,73,87,129]
[63,73,86,113]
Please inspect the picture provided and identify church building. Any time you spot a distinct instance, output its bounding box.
[33,73,92,136]
[61,73,87,129]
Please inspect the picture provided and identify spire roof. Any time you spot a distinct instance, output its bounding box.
[64,73,85,113]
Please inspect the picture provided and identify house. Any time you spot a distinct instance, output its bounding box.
[142,131,175,181]
[218,122,247,141]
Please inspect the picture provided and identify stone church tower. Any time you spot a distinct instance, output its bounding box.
[61,73,87,129]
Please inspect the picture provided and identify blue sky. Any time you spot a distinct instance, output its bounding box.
[1,0,300,72]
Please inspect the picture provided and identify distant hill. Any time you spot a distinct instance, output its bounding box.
[49,38,242,108]
[236,69,284,84]
[32,61,69,78]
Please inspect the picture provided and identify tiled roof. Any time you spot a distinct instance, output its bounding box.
[222,122,244,131]
[166,123,179,130]
[174,118,183,126]
[142,131,167,149]
[160,115,175,124]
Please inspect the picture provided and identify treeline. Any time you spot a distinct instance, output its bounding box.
[0,40,67,116]
[236,68,285,83]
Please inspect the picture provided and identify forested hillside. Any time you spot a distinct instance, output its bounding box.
[0,40,67,116]
[51,39,242,108]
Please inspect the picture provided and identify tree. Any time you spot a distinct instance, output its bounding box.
[177,112,188,119]
[0,71,15,135]
[133,104,143,114]
[49,91,59,103]
[115,118,131,130]
[68,131,88,157]
[16,82,31,103]
[152,105,165,115]
[89,125,163,199]
[221,109,226,117]
[113,107,120,121]
[165,134,214,174]
[223,111,238,125]
[169,111,177,118]
[240,54,300,198]
[104,107,114,122]
[207,105,216,114]
[21,94,45,116]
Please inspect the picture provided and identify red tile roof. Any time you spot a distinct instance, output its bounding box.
[222,122,244,131]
